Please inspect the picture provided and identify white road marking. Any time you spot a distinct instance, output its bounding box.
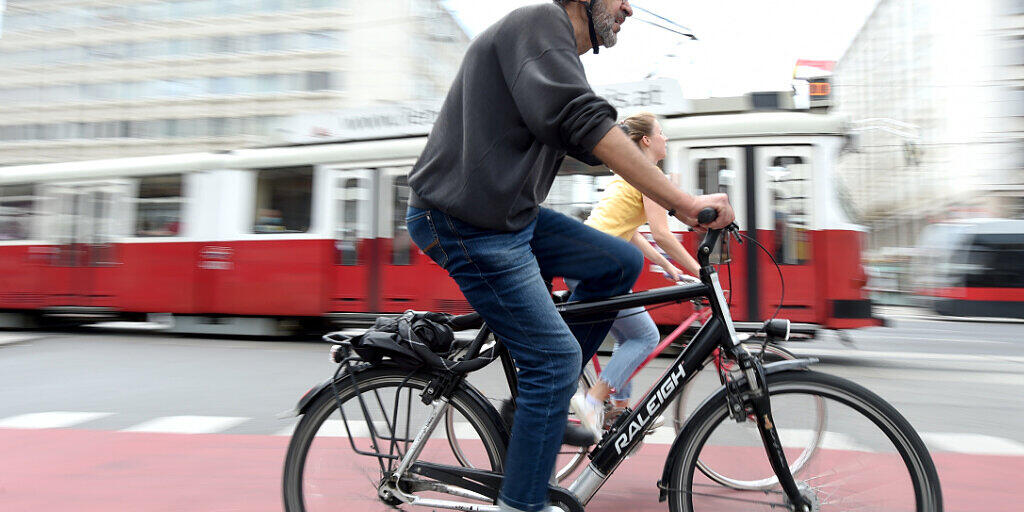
[0,411,113,429]
[7,411,1024,458]
[921,433,1024,456]
[121,415,247,434]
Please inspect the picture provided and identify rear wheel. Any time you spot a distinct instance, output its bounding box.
[666,370,943,512]
[283,367,508,512]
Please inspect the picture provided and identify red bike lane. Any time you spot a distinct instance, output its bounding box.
[1,428,1020,511]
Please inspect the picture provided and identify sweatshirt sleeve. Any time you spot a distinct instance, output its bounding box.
[496,13,617,155]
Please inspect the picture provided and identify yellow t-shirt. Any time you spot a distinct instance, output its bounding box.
[585,177,646,241]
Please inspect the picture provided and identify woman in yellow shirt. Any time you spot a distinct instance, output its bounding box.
[568,112,701,436]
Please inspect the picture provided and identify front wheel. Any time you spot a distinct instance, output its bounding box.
[673,342,818,491]
[666,370,943,512]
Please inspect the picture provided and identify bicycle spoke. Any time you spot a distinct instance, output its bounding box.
[668,371,941,512]
[660,482,788,508]
[288,371,507,512]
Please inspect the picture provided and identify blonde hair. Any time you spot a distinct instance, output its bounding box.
[619,112,658,147]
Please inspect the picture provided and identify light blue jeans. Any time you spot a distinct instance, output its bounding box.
[564,279,661,401]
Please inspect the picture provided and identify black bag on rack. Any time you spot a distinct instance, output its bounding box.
[347,310,456,368]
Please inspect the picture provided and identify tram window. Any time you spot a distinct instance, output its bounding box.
[253,167,313,234]
[336,177,364,266]
[963,235,1024,288]
[134,175,183,237]
[769,156,810,265]
[696,158,731,195]
[392,175,412,265]
[0,184,36,241]
[544,174,599,221]
[696,158,733,264]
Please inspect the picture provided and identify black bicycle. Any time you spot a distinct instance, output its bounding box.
[282,210,943,512]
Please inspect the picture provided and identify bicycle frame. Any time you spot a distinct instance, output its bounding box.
[370,228,813,511]
[589,305,713,385]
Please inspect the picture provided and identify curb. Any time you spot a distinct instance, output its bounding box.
[0,334,42,347]
[874,307,1024,325]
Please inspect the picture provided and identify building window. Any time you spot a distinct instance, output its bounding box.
[769,156,811,265]
[259,33,286,52]
[253,167,313,233]
[134,175,184,237]
[306,71,332,91]
[212,36,236,53]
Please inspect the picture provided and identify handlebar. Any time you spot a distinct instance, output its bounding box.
[670,207,740,269]
[697,207,719,226]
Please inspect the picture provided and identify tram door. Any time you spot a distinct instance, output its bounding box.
[755,146,817,322]
[377,168,431,312]
[42,181,130,308]
[686,147,749,319]
[330,169,374,312]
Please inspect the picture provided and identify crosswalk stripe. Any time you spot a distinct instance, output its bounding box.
[0,411,113,429]
[121,416,248,434]
[921,432,1024,456]
[4,411,1024,457]
[275,422,298,437]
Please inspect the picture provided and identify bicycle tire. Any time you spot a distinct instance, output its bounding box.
[283,367,508,512]
[666,370,943,512]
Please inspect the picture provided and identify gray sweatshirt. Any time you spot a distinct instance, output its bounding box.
[408,2,617,231]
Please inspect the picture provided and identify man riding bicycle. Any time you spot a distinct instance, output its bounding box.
[405,2,735,511]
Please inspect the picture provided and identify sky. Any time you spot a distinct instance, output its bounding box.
[441,0,879,97]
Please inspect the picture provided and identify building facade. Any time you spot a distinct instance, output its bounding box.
[0,0,469,165]
[832,0,1024,252]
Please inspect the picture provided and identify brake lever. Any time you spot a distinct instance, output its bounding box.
[728,224,742,245]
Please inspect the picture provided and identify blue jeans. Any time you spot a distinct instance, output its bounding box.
[406,206,642,512]
[565,279,661,402]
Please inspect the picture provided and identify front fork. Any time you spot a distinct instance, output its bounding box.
[729,345,813,511]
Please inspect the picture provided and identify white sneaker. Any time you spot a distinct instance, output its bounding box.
[570,394,604,441]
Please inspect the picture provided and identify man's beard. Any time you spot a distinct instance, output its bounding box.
[592,1,618,48]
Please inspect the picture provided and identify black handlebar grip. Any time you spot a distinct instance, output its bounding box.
[697,207,718,225]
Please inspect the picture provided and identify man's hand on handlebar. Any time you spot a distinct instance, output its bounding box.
[675,193,735,231]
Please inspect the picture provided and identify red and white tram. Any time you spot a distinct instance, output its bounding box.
[0,110,881,335]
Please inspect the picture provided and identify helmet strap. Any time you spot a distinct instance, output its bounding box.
[583,0,600,54]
